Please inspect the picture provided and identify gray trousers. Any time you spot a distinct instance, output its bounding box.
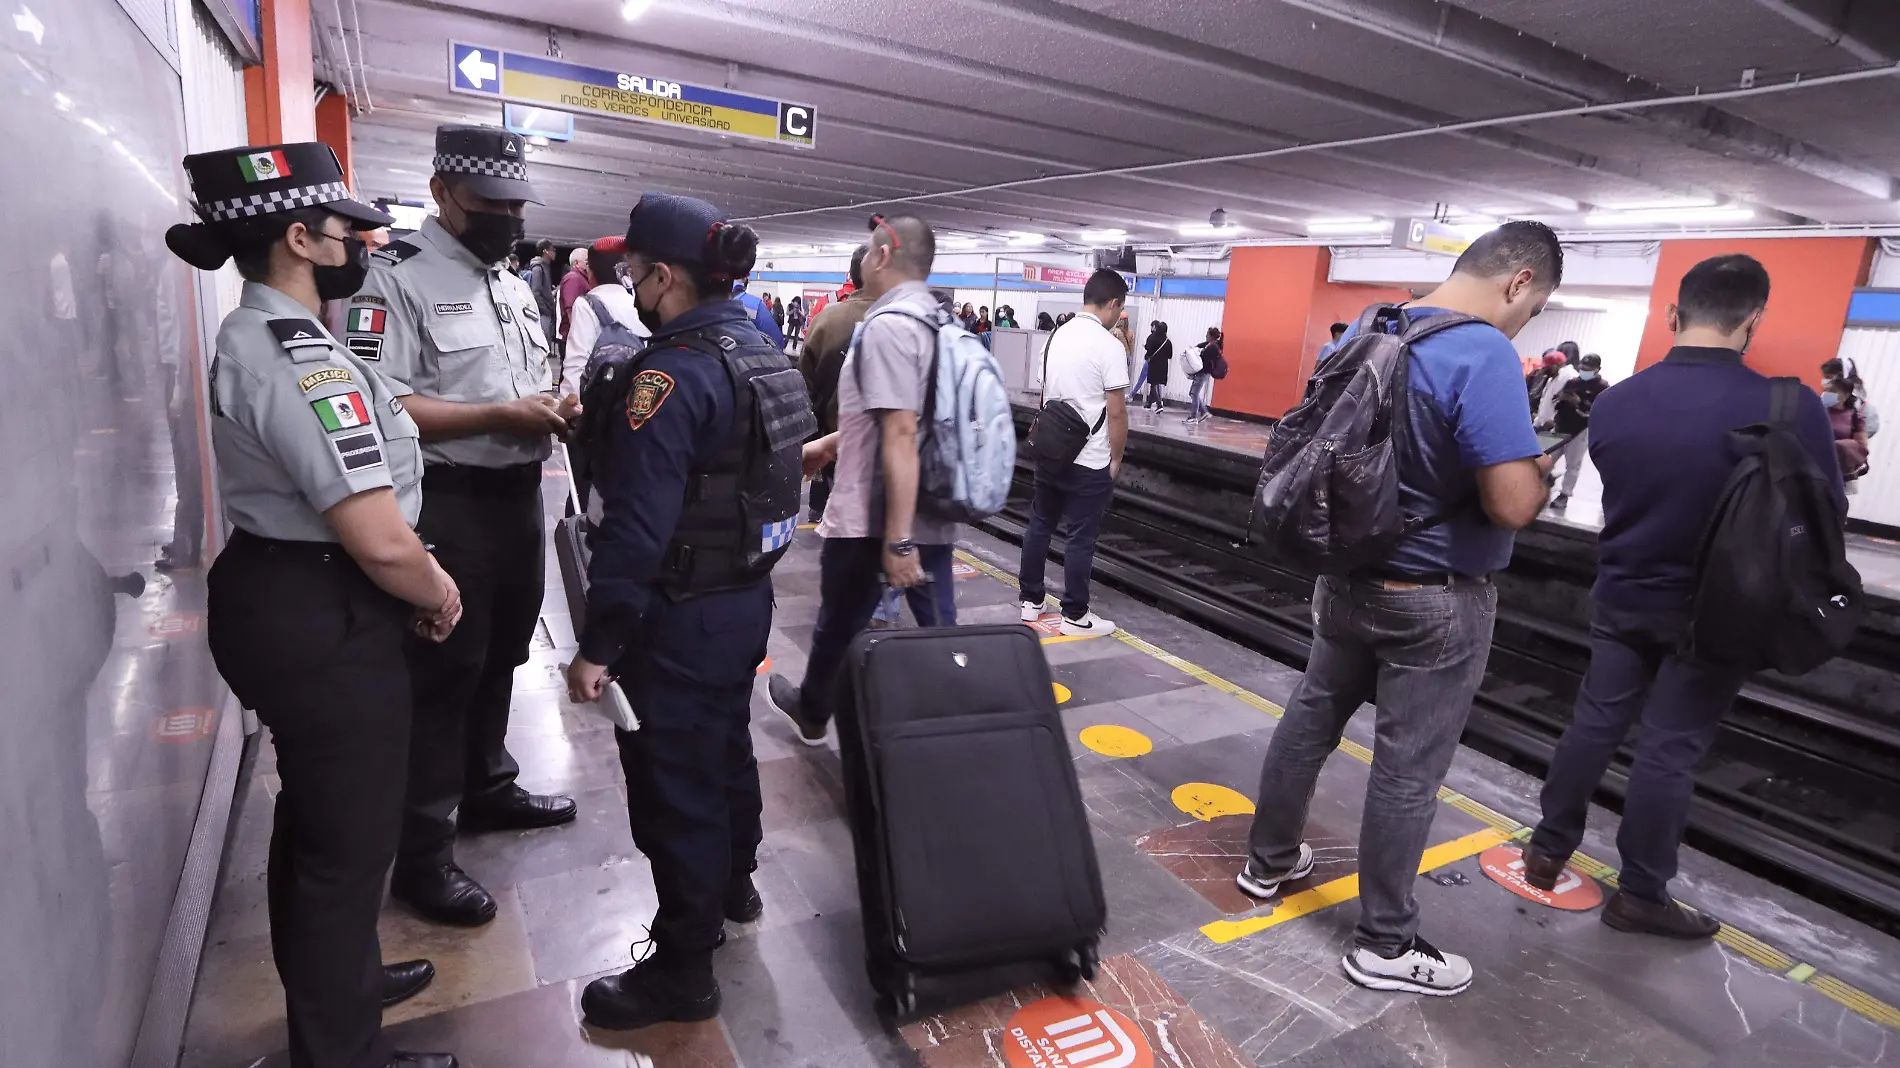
[1248,574,1498,954]
[1553,429,1589,497]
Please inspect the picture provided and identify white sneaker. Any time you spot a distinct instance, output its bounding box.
[1342,936,1473,996]
[1059,612,1116,637]
[1020,598,1050,622]
[1235,843,1314,899]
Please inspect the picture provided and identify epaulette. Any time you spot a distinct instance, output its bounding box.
[370,240,422,266]
[268,319,335,363]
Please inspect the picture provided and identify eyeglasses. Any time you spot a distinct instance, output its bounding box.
[867,213,901,248]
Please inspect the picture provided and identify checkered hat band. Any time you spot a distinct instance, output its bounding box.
[200,181,351,222]
[434,153,528,181]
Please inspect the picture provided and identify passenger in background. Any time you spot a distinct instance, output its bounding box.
[977,306,993,336]
[736,283,786,349]
[170,141,461,1068]
[796,245,873,525]
[1187,326,1222,423]
[771,294,786,333]
[1534,344,1579,428]
[556,246,593,370]
[1547,353,1607,510]
[1036,311,1056,330]
[1528,349,1568,419]
[958,301,979,332]
[1237,222,1563,997]
[526,238,558,347]
[997,305,1019,328]
[560,236,648,398]
[1317,320,1348,363]
[769,214,957,745]
[1822,357,1872,493]
[1141,320,1172,411]
[785,294,805,351]
[1015,268,1132,637]
[1524,254,1844,939]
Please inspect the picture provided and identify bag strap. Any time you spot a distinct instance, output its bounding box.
[1768,377,1803,429]
[582,291,615,329]
[1398,311,1485,345]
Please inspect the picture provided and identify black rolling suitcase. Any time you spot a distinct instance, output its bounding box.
[838,623,1106,1017]
[552,444,589,625]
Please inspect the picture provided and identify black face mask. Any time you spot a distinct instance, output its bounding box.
[312,232,368,301]
[450,198,525,264]
[630,264,664,333]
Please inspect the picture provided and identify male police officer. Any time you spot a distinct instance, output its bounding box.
[348,125,579,927]
[565,195,813,1029]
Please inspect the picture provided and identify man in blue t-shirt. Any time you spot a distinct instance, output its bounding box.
[1238,222,1560,998]
[735,284,786,349]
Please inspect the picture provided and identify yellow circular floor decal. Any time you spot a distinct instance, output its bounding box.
[1172,782,1256,821]
[1053,682,1073,705]
[1078,724,1151,757]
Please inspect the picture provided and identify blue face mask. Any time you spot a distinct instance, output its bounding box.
[1821,391,1841,408]
[1578,370,1599,381]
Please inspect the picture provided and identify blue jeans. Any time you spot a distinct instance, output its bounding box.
[1017,459,1116,620]
[1529,602,1742,903]
[1189,373,1215,419]
[1247,574,1498,954]
[799,538,957,728]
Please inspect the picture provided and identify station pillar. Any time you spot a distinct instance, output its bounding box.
[244,0,315,145]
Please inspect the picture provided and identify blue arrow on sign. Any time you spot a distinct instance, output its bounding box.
[451,43,500,94]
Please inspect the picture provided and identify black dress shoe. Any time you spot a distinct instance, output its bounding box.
[387,1053,457,1068]
[391,863,497,927]
[382,959,436,1007]
[1601,890,1720,940]
[1519,846,1568,892]
[458,785,577,832]
[581,958,720,1030]
[724,874,764,924]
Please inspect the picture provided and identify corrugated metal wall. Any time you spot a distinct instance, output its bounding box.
[1836,327,1900,526]
[1511,304,1652,383]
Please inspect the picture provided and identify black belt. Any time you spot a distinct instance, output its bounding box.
[1357,570,1490,589]
[228,528,351,562]
[423,461,543,495]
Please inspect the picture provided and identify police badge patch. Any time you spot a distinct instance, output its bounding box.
[625,369,676,431]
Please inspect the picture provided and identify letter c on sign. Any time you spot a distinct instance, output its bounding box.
[781,104,811,138]
[1410,220,1427,243]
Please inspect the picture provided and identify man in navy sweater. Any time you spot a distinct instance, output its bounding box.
[1521,254,1844,938]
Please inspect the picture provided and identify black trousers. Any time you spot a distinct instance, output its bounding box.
[614,580,773,958]
[208,531,410,1068]
[1529,602,1744,902]
[399,467,544,870]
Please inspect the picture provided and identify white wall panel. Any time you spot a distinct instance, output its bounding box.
[1868,241,1900,287]
[180,1,247,325]
[1511,304,1652,384]
[1837,328,1900,526]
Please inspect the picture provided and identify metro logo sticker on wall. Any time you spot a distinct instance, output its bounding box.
[346,307,386,334]
[238,150,291,182]
[312,392,371,432]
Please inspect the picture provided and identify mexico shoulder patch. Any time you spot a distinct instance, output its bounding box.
[298,367,353,393]
[626,370,676,431]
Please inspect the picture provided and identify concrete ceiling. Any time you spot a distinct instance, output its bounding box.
[315,0,1900,253]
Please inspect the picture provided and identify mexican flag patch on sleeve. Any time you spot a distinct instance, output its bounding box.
[312,392,371,432]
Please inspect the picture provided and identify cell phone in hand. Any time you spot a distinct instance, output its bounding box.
[1537,430,1577,455]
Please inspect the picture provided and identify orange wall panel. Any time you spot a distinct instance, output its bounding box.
[245,0,315,145]
[315,94,353,190]
[1635,237,1874,386]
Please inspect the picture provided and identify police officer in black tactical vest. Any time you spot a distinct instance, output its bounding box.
[563,194,815,1030]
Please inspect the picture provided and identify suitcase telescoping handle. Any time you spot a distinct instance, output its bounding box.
[557,441,583,519]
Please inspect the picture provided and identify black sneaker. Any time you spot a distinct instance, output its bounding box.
[1550,494,1570,510]
[581,957,720,1030]
[767,675,829,747]
[725,872,764,924]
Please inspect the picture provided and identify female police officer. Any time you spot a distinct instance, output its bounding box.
[167,143,459,1068]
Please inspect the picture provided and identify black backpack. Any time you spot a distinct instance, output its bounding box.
[1684,378,1861,675]
[1205,342,1230,380]
[1249,304,1479,574]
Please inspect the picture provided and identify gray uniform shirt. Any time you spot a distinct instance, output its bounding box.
[213,281,423,542]
[348,216,553,468]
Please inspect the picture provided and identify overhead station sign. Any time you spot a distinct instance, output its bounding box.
[1022,263,1094,287]
[448,42,817,149]
[1393,217,1472,257]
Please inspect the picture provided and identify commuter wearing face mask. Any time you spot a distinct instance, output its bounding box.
[169,142,460,1068]
[346,125,581,929]
[1548,353,1608,510]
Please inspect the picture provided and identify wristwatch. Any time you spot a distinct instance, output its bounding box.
[885,538,917,557]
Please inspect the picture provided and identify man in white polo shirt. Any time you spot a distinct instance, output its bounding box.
[1017,268,1131,636]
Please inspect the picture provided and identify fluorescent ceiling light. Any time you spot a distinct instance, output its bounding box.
[1079,228,1126,242]
[51,90,70,110]
[1594,195,1719,212]
[1306,219,1390,235]
[385,203,432,230]
[1007,232,1046,246]
[1178,223,1245,237]
[829,243,855,252]
[1306,215,1375,225]
[1547,294,1618,311]
[14,6,44,45]
[1583,206,1755,226]
[939,237,981,249]
[80,116,106,135]
[621,0,655,19]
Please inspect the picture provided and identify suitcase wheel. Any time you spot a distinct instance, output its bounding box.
[1054,943,1099,989]
[881,970,918,1019]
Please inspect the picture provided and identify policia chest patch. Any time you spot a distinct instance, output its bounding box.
[626,370,676,431]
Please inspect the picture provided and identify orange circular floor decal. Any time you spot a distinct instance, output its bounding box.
[1004,995,1153,1068]
[1478,844,1603,911]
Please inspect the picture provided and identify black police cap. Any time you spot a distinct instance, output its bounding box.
[624,193,727,264]
[183,142,391,228]
[434,124,542,204]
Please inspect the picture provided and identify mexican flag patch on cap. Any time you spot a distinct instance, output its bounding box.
[312,392,370,432]
[238,150,291,182]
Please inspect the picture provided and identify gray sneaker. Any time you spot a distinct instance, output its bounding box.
[1235,842,1314,899]
[1342,935,1472,996]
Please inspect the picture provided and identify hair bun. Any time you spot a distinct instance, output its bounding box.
[704,222,758,282]
[166,222,232,271]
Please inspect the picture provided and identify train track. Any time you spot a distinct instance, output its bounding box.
[976,475,1900,932]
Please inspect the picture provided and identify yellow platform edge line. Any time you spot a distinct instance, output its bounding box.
[949,546,1900,1033]
[1201,829,1507,945]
